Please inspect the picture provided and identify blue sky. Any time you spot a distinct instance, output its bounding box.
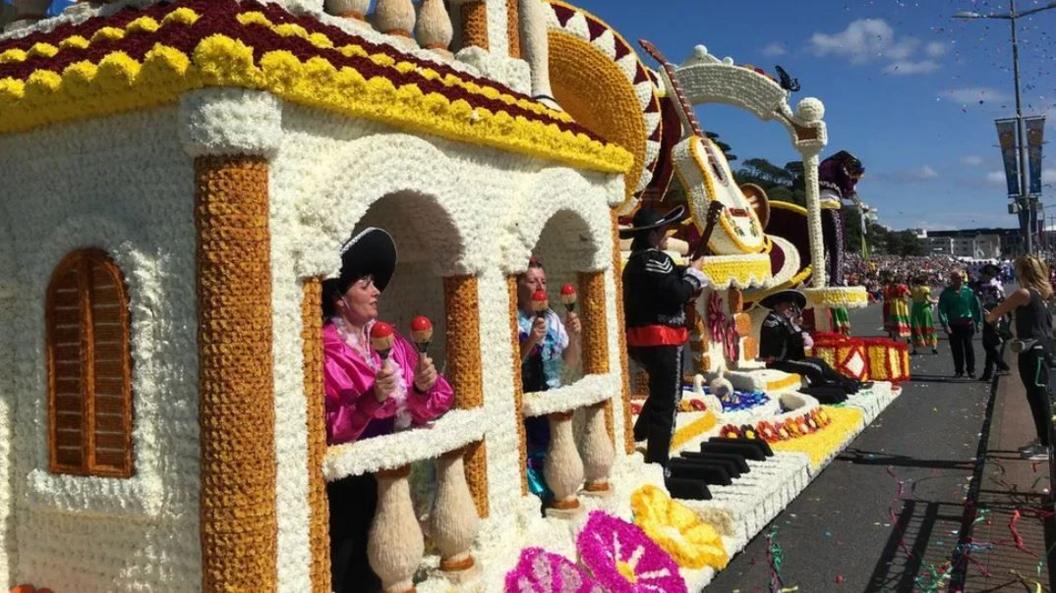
[574,0,1056,232]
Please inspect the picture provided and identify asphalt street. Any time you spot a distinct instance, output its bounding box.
[707,303,1003,593]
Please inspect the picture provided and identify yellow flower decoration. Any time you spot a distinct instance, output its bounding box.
[27,43,59,59]
[0,48,27,64]
[161,7,200,26]
[59,35,90,50]
[630,485,729,569]
[91,26,126,44]
[126,16,161,34]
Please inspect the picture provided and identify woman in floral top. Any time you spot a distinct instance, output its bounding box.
[517,257,581,501]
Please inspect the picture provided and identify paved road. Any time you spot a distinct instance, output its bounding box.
[708,303,1001,593]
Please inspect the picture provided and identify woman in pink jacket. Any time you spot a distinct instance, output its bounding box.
[322,227,454,593]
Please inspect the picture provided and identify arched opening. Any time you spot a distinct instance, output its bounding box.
[316,189,487,593]
[346,190,461,366]
[515,207,615,510]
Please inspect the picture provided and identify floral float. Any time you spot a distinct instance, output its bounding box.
[504,547,603,593]
[630,485,729,570]
[576,511,687,593]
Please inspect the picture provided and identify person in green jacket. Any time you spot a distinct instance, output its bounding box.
[937,269,982,378]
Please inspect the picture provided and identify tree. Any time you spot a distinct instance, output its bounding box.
[733,158,807,207]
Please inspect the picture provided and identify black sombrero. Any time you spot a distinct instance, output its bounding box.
[759,289,806,310]
[333,227,398,292]
[619,205,687,239]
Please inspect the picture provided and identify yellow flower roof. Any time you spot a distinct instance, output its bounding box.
[0,0,633,174]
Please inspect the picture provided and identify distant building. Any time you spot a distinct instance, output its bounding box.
[922,228,1021,259]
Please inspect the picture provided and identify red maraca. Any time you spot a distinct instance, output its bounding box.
[560,283,577,313]
[370,321,395,361]
[531,289,549,319]
[410,315,433,354]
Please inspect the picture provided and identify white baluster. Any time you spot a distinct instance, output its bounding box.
[415,0,454,59]
[368,466,425,593]
[431,449,481,582]
[324,0,370,20]
[580,403,614,496]
[518,0,561,110]
[543,411,584,517]
[374,0,418,49]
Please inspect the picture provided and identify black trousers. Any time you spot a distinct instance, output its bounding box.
[981,325,1009,378]
[768,357,859,400]
[629,345,683,467]
[1018,347,1052,447]
[327,473,382,593]
[948,324,976,375]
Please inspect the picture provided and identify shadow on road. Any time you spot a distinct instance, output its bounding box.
[838,448,975,471]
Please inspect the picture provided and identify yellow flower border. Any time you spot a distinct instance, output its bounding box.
[694,253,772,289]
[771,406,863,469]
[670,410,717,450]
[803,286,869,310]
[0,37,631,173]
[630,485,729,570]
[765,373,802,393]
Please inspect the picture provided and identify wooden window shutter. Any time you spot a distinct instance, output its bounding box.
[46,249,134,478]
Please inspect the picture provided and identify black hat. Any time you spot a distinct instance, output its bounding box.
[619,205,686,239]
[760,289,806,310]
[327,227,398,294]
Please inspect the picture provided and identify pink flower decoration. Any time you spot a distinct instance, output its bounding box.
[505,547,604,593]
[576,511,687,593]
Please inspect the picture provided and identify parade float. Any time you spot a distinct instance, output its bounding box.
[0,0,901,592]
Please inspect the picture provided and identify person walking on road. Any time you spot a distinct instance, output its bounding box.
[909,275,938,356]
[985,256,1054,461]
[976,264,1011,382]
[938,269,982,378]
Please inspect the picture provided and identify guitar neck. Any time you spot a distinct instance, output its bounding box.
[639,39,703,138]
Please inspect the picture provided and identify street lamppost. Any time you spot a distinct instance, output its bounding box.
[955,0,1056,254]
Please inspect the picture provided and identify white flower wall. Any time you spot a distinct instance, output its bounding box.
[0,109,200,592]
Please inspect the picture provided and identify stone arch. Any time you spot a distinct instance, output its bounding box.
[504,167,615,276]
[292,133,486,281]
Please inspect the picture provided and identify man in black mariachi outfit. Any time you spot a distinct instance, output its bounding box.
[759,289,866,404]
[622,205,706,468]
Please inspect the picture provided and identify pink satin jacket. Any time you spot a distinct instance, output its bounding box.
[322,321,454,445]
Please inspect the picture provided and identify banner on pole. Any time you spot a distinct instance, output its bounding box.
[1026,116,1045,196]
[996,118,1021,197]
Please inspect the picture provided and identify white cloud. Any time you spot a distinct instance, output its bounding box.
[877,165,940,183]
[939,87,1011,105]
[961,155,985,166]
[925,41,948,58]
[883,60,939,75]
[809,19,901,63]
[761,42,787,57]
[1045,168,1056,184]
[809,19,938,75]
[985,170,1006,186]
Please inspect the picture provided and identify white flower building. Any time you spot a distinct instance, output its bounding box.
[0,0,891,592]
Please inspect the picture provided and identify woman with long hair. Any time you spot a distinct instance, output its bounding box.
[986,255,1054,461]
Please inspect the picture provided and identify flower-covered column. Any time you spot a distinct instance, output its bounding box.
[181,89,283,593]
[609,211,636,455]
[578,270,613,493]
[506,276,530,496]
[301,279,331,593]
[802,149,831,330]
[450,0,489,50]
[443,275,489,518]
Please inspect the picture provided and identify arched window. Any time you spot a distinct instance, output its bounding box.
[46,249,134,477]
